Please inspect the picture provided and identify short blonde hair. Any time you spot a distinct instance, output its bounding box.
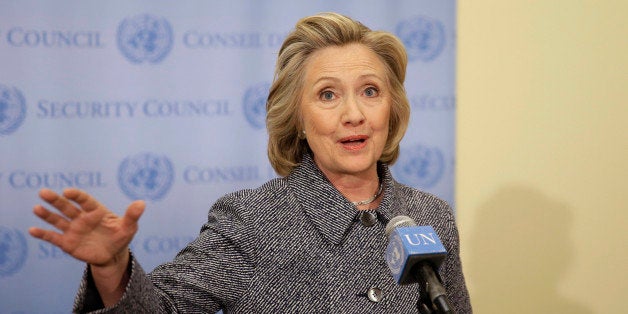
[267,12,410,176]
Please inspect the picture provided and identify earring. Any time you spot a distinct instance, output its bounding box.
[298,130,306,139]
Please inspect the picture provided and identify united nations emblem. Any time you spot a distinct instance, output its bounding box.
[117,14,174,64]
[118,153,175,201]
[385,233,404,274]
[0,226,28,277]
[393,144,445,189]
[395,16,445,62]
[0,85,27,136]
[242,82,270,129]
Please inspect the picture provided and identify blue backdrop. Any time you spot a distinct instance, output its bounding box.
[0,1,456,312]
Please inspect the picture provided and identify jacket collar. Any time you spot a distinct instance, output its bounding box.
[286,153,408,245]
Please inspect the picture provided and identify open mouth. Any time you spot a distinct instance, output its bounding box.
[339,136,368,149]
[342,138,365,145]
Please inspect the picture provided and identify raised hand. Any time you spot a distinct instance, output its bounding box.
[29,188,145,267]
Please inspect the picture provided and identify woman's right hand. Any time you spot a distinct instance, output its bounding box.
[28,188,145,268]
[29,188,146,305]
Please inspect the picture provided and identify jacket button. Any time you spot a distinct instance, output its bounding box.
[360,211,377,227]
[367,287,383,302]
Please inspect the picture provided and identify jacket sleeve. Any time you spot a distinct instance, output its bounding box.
[72,192,257,313]
[73,253,165,313]
[437,201,473,313]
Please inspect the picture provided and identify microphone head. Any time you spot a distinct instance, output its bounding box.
[385,216,447,285]
[385,215,417,237]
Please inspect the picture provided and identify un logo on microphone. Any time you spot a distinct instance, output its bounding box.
[118,152,175,201]
[242,82,270,129]
[0,226,28,278]
[117,14,174,64]
[393,144,445,189]
[0,85,27,136]
[395,16,445,62]
[386,233,405,275]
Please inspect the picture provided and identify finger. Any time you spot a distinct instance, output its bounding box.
[121,200,146,229]
[28,226,65,248]
[28,226,51,240]
[39,188,82,219]
[28,226,45,238]
[63,188,104,213]
[32,204,71,232]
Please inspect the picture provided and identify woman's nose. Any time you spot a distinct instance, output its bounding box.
[342,95,365,126]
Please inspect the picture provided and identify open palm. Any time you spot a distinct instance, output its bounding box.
[29,188,145,267]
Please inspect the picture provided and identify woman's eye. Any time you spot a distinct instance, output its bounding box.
[320,91,335,101]
[364,87,379,97]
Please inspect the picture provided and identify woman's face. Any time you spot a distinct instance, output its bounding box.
[300,43,391,179]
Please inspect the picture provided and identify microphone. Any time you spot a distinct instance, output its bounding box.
[385,215,453,313]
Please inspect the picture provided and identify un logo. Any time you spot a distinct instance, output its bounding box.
[386,233,404,274]
[118,152,175,201]
[0,85,27,136]
[242,82,270,129]
[0,226,28,278]
[395,16,445,62]
[117,14,174,64]
[393,144,445,189]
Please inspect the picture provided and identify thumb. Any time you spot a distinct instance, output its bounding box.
[122,200,145,228]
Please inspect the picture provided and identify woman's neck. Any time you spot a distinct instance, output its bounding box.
[322,169,382,210]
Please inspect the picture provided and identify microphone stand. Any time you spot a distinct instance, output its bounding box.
[416,263,454,314]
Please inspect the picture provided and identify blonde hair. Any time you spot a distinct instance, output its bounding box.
[266,12,410,176]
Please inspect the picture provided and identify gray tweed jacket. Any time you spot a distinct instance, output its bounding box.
[74,153,472,313]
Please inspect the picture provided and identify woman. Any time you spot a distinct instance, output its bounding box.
[30,12,471,313]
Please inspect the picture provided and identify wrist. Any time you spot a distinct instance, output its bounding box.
[90,249,130,276]
[89,250,132,307]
